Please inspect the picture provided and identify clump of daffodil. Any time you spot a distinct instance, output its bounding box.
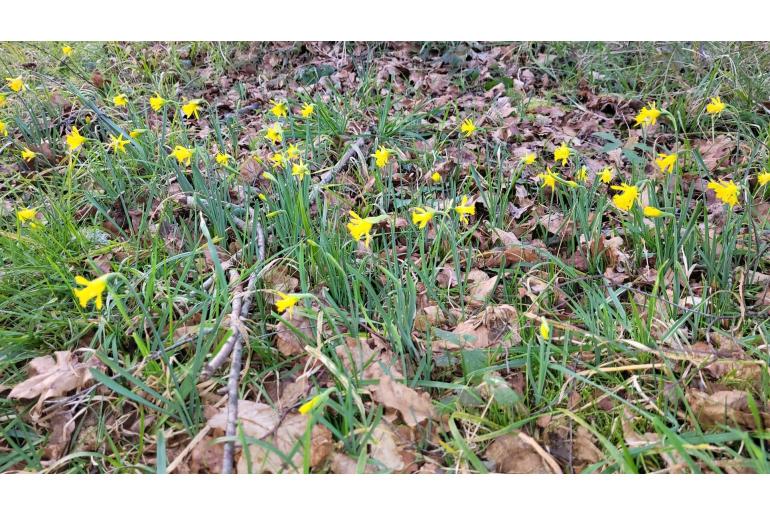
[265,123,283,144]
[460,118,477,137]
[286,143,300,160]
[610,183,639,212]
[292,160,309,181]
[708,179,740,208]
[539,317,550,339]
[270,152,285,168]
[270,99,288,118]
[6,76,24,92]
[0,120,7,137]
[758,170,770,187]
[149,94,166,112]
[553,143,570,166]
[522,152,536,165]
[108,133,129,153]
[66,126,86,152]
[21,147,37,162]
[170,145,193,166]
[372,146,392,168]
[412,207,435,229]
[73,274,110,310]
[454,196,476,224]
[706,96,726,115]
[655,153,677,174]
[62,45,73,57]
[113,94,128,107]
[431,171,442,183]
[17,207,39,228]
[643,205,663,218]
[182,99,202,119]
[536,168,558,190]
[635,102,661,127]
[576,166,588,183]
[215,153,230,165]
[275,291,301,315]
[599,167,614,184]
[300,102,314,118]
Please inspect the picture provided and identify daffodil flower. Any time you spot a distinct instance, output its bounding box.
[170,145,193,166]
[655,153,676,174]
[758,171,770,187]
[635,102,661,127]
[270,152,285,168]
[149,94,166,112]
[576,166,588,183]
[536,168,558,190]
[460,118,477,137]
[275,291,300,315]
[286,143,300,160]
[62,45,73,57]
[553,143,570,166]
[129,129,146,139]
[539,317,550,339]
[17,207,39,228]
[181,99,202,119]
[708,180,739,208]
[270,100,288,118]
[610,183,639,212]
[215,153,230,165]
[431,171,441,183]
[0,120,9,137]
[454,196,476,224]
[265,123,283,144]
[108,133,129,153]
[66,126,86,152]
[73,274,110,310]
[292,160,309,180]
[5,76,24,92]
[706,96,726,115]
[113,94,128,107]
[412,207,435,229]
[346,210,387,248]
[21,147,37,162]
[300,103,315,118]
[372,146,392,168]
[643,205,663,218]
[522,152,536,165]
[599,167,614,184]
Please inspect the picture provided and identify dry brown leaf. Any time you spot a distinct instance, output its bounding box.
[371,375,435,427]
[208,400,280,439]
[482,245,542,268]
[687,389,770,430]
[432,304,521,350]
[369,422,417,473]
[694,135,734,171]
[274,309,314,357]
[485,433,555,473]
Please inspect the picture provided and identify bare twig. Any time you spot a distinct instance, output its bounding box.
[309,137,366,204]
[221,270,245,474]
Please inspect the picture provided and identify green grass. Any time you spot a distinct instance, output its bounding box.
[1,41,769,474]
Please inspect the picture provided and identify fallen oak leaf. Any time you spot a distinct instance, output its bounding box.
[371,375,435,427]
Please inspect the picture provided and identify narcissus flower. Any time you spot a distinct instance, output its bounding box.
[286,143,300,160]
[536,168,558,190]
[599,167,614,184]
[635,102,661,127]
[62,45,73,57]
[73,274,109,310]
[706,96,726,115]
[270,152,285,168]
[643,205,663,218]
[708,180,740,208]
[149,94,166,112]
[292,160,309,180]
[553,143,570,166]
[0,120,8,137]
[372,146,392,168]
[265,123,283,144]
[108,133,129,153]
[460,118,477,137]
[758,171,770,187]
[347,210,376,247]
[539,317,550,339]
[66,126,86,151]
[298,394,324,414]
[182,99,202,119]
[215,153,230,165]
[113,94,128,107]
[522,152,536,165]
[129,129,145,139]
[16,207,38,227]
[270,99,288,118]
[454,196,476,224]
[170,145,193,166]
[576,166,588,182]
[21,147,37,162]
[655,153,677,174]
[0,94,5,107]
[300,103,315,118]
[431,171,441,183]
[275,291,300,315]
[411,207,435,229]
[5,76,24,92]
[610,183,639,212]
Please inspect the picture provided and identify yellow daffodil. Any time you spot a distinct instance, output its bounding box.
[62,45,73,57]
[655,153,677,174]
[706,96,726,115]
[270,99,288,118]
[16,207,38,228]
[286,143,300,160]
[292,160,309,180]
[0,120,8,137]
[536,168,558,190]
[298,394,324,414]
[6,76,24,92]
[431,171,441,183]
[758,171,770,187]
[265,123,283,144]
[643,205,663,218]
[129,129,145,139]
[412,207,435,229]
[182,99,202,119]
[460,118,477,137]
[539,317,550,339]
[215,153,230,165]
[522,152,536,165]
[149,94,166,112]
[113,94,128,107]
[270,152,285,168]
[576,166,588,182]
[372,146,392,168]
[262,171,277,183]
[635,102,661,127]
[108,133,129,153]
[454,196,476,224]
[0,94,6,107]
[21,147,37,162]
[170,145,193,166]
[610,183,639,212]
[66,126,86,151]
[275,291,300,315]
[73,274,110,310]
[599,167,614,184]
[300,103,315,118]
[346,210,375,247]
[708,180,740,208]
[553,143,570,166]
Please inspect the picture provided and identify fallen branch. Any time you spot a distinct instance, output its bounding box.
[309,137,366,204]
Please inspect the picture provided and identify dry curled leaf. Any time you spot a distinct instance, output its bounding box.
[485,432,556,473]
[371,375,435,427]
[432,304,521,350]
[686,389,770,430]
